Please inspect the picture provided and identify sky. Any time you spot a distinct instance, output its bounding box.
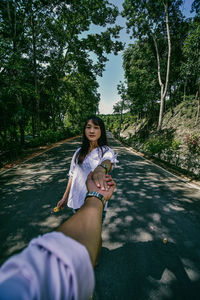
[95,0,195,115]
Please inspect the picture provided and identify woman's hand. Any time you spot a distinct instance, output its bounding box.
[92,165,108,191]
[57,198,67,209]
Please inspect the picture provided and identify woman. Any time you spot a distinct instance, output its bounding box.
[57,115,117,213]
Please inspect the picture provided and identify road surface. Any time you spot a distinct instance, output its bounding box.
[0,133,200,299]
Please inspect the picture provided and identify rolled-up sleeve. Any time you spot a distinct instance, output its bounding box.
[0,232,94,300]
[68,148,80,178]
[101,147,118,168]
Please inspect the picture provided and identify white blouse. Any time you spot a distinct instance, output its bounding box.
[67,146,118,209]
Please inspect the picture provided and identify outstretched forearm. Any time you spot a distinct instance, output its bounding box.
[63,177,72,200]
[93,159,112,190]
[57,197,103,266]
[57,177,72,209]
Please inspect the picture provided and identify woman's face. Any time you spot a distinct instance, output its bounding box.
[85,119,101,143]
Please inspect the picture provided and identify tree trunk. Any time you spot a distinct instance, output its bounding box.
[195,90,200,126]
[32,114,36,137]
[163,0,171,102]
[158,85,164,130]
[31,10,40,135]
[183,79,187,101]
[135,117,138,134]
[51,104,56,131]
[16,93,25,146]
[154,36,164,131]
[19,122,25,146]
[154,1,171,131]
[118,100,124,137]
[7,1,21,144]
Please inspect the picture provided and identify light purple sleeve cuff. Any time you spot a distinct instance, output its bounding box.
[0,232,94,300]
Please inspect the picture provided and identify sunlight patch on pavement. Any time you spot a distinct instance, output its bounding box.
[6,231,27,256]
[149,213,161,222]
[132,229,153,241]
[125,215,134,222]
[154,194,161,199]
[31,215,63,228]
[6,241,27,256]
[148,282,173,299]
[58,178,67,183]
[113,207,129,213]
[167,218,176,225]
[182,258,200,281]
[136,215,145,222]
[185,267,200,281]
[160,269,176,283]
[38,175,51,181]
[139,191,147,197]
[146,195,153,199]
[42,204,51,209]
[102,238,123,250]
[167,204,185,211]
[163,206,171,212]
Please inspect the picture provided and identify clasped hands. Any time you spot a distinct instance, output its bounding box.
[86,171,116,202]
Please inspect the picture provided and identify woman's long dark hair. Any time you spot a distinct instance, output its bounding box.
[76,115,108,164]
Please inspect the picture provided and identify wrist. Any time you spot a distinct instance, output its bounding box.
[85,196,103,210]
[99,163,108,174]
[85,191,106,208]
[95,165,106,173]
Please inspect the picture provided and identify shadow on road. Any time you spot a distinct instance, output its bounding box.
[1,134,200,299]
[95,241,199,300]
[94,136,200,300]
[0,139,81,264]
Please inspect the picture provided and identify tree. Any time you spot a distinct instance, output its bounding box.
[181,9,200,124]
[182,13,200,94]
[113,81,129,136]
[122,0,184,130]
[122,41,159,119]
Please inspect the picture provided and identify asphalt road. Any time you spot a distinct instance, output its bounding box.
[0,133,200,300]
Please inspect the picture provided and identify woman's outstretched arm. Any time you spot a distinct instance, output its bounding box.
[57,177,72,209]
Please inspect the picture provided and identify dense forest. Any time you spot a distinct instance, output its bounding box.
[0,0,123,163]
[0,0,199,169]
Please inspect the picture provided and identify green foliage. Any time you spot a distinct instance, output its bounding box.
[0,140,22,162]
[182,19,200,81]
[0,128,77,167]
[122,42,159,116]
[185,134,200,154]
[171,139,181,150]
[100,112,137,137]
[180,16,200,99]
[26,129,73,148]
[142,136,180,155]
[100,113,120,132]
[31,131,51,146]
